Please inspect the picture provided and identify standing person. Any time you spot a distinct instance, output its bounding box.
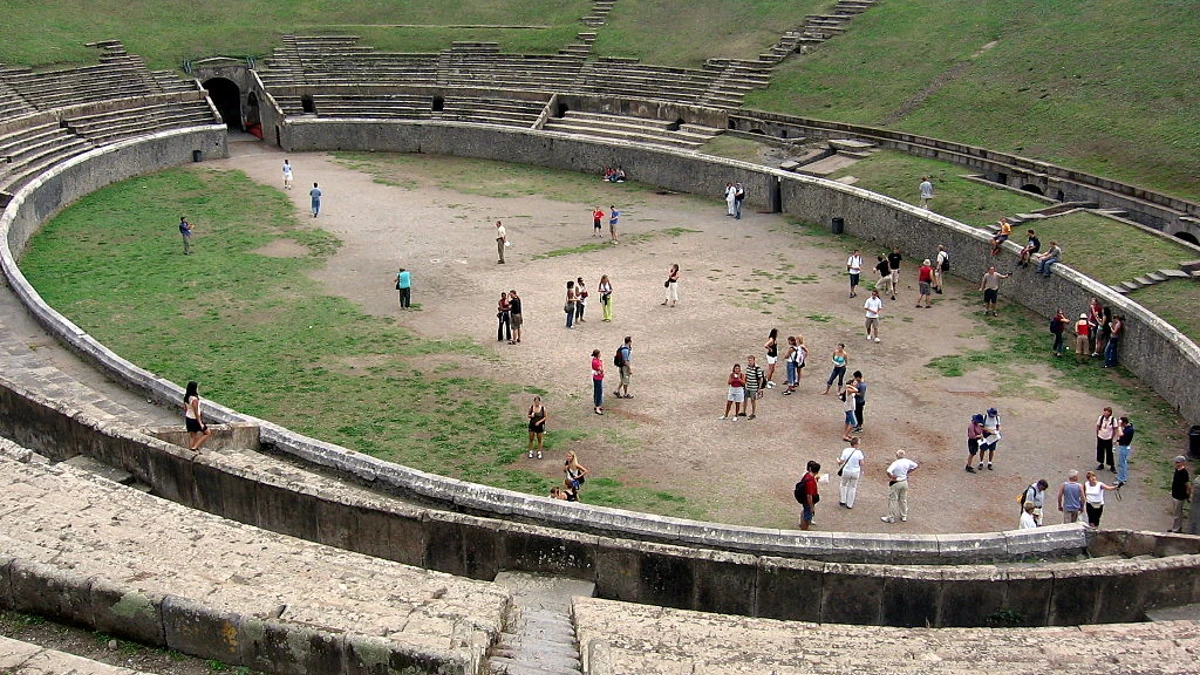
[851,371,867,432]
[887,247,902,300]
[178,216,193,255]
[1083,471,1119,528]
[1104,314,1124,368]
[1169,456,1192,533]
[918,176,934,208]
[396,267,412,309]
[1021,479,1050,525]
[615,336,633,399]
[823,343,848,394]
[873,254,893,297]
[724,183,736,217]
[881,450,918,523]
[864,289,883,343]
[309,182,322,217]
[608,206,620,244]
[575,277,589,323]
[763,328,779,388]
[1034,240,1062,276]
[1095,406,1118,473]
[965,413,984,473]
[796,460,821,530]
[933,244,949,294]
[1057,470,1085,524]
[590,349,605,415]
[1115,416,1134,486]
[1073,313,1091,363]
[662,264,680,307]
[564,280,577,329]
[837,437,865,509]
[1018,229,1041,267]
[1087,298,1105,356]
[1050,308,1068,357]
[916,259,934,308]
[733,183,745,219]
[496,292,512,343]
[782,335,800,395]
[527,395,547,459]
[182,381,213,451]
[495,220,508,264]
[979,265,1011,316]
[720,364,745,420]
[846,249,863,298]
[564,451,589,492]
[978,407,1002,471]
[743,355,765,420]
[839,381,859,441]
[508,289,523,344]
[598,274,614,322]
[282,159,293,190]
[591,206,604,237]
[1019,502,1039,529]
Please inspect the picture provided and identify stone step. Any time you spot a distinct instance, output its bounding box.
[1161,268,1191,279]
[1148,271,1169,283]
[488,657,580,675]
[60,455,134,485]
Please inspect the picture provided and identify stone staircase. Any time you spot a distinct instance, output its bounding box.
[1110,267,1198,294]
[559,32,597,57]
[488,572,593,675]
[582,0,617,27]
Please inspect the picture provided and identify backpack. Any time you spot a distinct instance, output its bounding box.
[940,252,950,272]
[1017,483,1035,509]
[613,346,626,367]
[794,474,820,505]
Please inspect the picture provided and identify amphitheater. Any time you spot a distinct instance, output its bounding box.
[2,2,1200,673]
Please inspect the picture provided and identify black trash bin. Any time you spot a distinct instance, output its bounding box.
[831,217,844,235]
[1189,425,1200,459]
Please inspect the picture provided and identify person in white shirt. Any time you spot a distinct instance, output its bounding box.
[837,437,865,509]
[919,176,934,208]
[881,450,918,523]
[846,249,863,298]
[933,244,948,294]
[863,290,883,343]
[1018,501,1038,529]
[494,220,507,264]
[282,159,293,189]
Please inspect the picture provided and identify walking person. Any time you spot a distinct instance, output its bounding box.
[979,265,1011,316]
[508,289,523,344]
[282,159,293,190]
[743,355,765,419]
[182,381,213,451]
[395,267,412,309]
[837,437,865,509]
[178,216,193,255]
[763,328,779,388]
[1083,471,1119,528]
[662,264,679,307]
[527,395,547,459]
[614,336,633,399]
[590,349,605,415]
[881,450,918,523]
[1073,313,1090,363]
[495,220,508,264]
[1169,456,1192,533]
[608,206,619,244]
[496,292,512,342]
[916,259,934,308]
[887,247,902,301]
[1058,470,1085,524]
[873,254,892,297]
[599,274,614,322]
[1115,416,1134,485]
[978,407,1002,470]
[1050,308,1068,357]
[720,364,745,420]
[851,371,866,433]
[846,249,863,298]
[796,460,821,530]
[823,343,848,394]
[309,182,322,217]
[918,176,933,208]
[965,413,985,473]
[864,289,883,343]
[839,381,859,441]
[933,244,949,294]
[1104,314,1124,368]
[575,277,588,323]
[564,280,577,329]
[1095,406,1118,473]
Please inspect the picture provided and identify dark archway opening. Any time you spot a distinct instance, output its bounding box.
[780,129,789,139]
[1021,184,1045,196]
[244,91,262,139]
[748,128,766,136]
[1055,189,1066,202]
[202,78,242,130]
[432,95,445,112]
[301,95,315,114]
[1176,231,1199,246]
[555,102,569,118]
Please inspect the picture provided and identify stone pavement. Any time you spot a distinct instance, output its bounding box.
[0,635,146,675]
[573,597,1200,674]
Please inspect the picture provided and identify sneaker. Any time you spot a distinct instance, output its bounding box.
[874,338,881,343]
[866,335,872,341]
[782,390,793,396]
[881,516,895,523]
[748,415,756,420]
[965,466,976,473]
[1096,463,1105,470]
[1109,466,1116,473]
[737,412,747,417]
[978,463,985,470]
[537,451,542,459]
[718,415,728,420]
[766,381,776,388]
[731,416,739,422]
[901,516,908,522]
[987,463,993,470]
[528,451,534,458]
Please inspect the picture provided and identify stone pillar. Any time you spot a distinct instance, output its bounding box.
[1188,476,1200,535]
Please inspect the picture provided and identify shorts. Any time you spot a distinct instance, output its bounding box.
[919,281,931,296]
[511,313,523,328]
[968,438,979,456]
[186,417,204,433]
[801,503,814,524]
[844,410,858,426]
[849,273,860,287]
[983,289,998,304]
[766,355,777,365]
[620,365,631,386]
[727,386,745,403]
[593,218,602,229]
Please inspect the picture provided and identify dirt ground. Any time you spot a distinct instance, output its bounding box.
[207,137,1182,535]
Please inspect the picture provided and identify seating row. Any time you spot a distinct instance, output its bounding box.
[63,99,217,146]
[543,111,720,150]
[0,122,93,195]
[274,93,547,128]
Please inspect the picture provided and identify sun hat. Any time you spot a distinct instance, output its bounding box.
[1175,455,1188,464]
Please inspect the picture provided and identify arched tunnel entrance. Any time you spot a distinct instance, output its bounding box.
[202,78,243,130]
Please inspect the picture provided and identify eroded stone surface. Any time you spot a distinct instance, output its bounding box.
[0,635,144,674]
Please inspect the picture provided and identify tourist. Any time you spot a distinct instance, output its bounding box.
[591,206,604,237]
[933,244,949,294]
[599,274,614,322]
[1169,456,1192,533]
[887,247,902,300]
[559,478,578,502]
[662,264,680,307]
[979,265,1010,316]
[733,183,745,219]
[527,395,547,459]
[837,437,865,509]
[1050,308,1068,357]
[282,159,293,190]
[549,486,568,500]
[509,289,523,344]
[1034,240,1062,276]
[182,380,212,451]
[564,450,589,492]
[864,289,883,343]
[496,292,512,343]
[1096,305,1113,358]
[615,336,633,399]
[724,183,736,216]
[918,176,933,208]
[608,205,619,244]
[1019,501,1038,529]
[783,335,800,395]
[763,328,779,389]
[881,450,918,524]
[565,280,577,329]
[1073,313,1090,363]
[851,371,866,432]
[590,349,604,415]
[1018,229,1040,267]
[1115,416,1135,486]
[309,182,322,217]
[916,259,934,308]
[743,355,765,420]
[1088,298,1105,356]
[1104,314,1124,368]
[575,277,588,323]
[1083,470,1119,528]
[846,249,863,298]
[873,254,892,297]
[990,217,1012,256]
[720,363,745,420]
[823,343,848,394]
[1057,470,1085,524]
[178,215,193,255]
[612,167,626,183]
[395,267,412,309]
[840,381,859,441]
[978,407,1002,470]
[796,460,821,530]
[965,413,984,473]
[495,220,507,264]
[1095,406,1118,473]
[1021,479,1050,525]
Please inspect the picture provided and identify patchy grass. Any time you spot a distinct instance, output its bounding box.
[700,135,775,164]
[533,227,698,259]
[1127,282,1200,346]
[1019,212,1197,286]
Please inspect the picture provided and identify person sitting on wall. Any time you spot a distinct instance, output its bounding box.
[991,217,1012,256]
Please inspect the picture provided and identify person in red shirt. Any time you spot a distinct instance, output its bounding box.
[798,460,821,530]
[1074,313,1091,364]
[590,349,605,415]
[592,207,604,237]
[916,259,934,308]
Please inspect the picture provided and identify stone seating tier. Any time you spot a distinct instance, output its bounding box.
[0,124,93,194]
[1,63,160,111]
[0,635,149,675]
[63,101,217,145]
[439,97,546,128]
[543,111,720,150]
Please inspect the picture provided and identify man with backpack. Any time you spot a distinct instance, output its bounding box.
[613,337,633,399]
[743,355,766,420]
[1020,479,1050,526]
[795,460,821,530]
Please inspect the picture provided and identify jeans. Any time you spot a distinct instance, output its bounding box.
[855,400,865,428]
[734,199,742,219]
[566,305,574,328]
[398,287,411,308]
[497,312,511,341]
[827,366,846,388]
[575,301,585,321]
[1104,339,1119,367]
[592,379,603,408]
[1116,444,1131,483]
[1052,331,1064,354]
[1037,256,1059,276]
[786,361,798,386]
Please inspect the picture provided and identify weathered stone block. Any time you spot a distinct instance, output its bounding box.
[343,634,466,675]
[255,480,318,541]
[819,563,883,624]
[8,559,93,626]
[162,594,242,664]
[0,556,12,610]
[881,568,942,627]
[498,523,597,579]
[1002,568,1054,626]
[938,565,1006,627]
[689,550,758,616]
[242,617,345,675]
[1048,568,1103,625]
[90,578,165,645]
[754,557,824,621]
